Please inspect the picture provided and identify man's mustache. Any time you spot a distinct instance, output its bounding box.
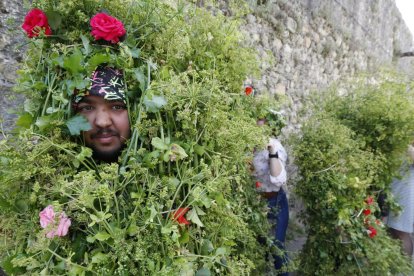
[90,129,119,139]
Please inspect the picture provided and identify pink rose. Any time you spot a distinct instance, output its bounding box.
[90,13,126,44]
[46,229,56,239]
[39,205,55,228]
[56,213,71,237]
[22,8,52,38]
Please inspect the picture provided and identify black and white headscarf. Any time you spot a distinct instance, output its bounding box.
[74,66,126,104]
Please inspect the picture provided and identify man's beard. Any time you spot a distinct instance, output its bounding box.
[90,144,125,163]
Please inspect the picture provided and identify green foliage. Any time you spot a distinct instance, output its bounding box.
[1,0,283,275]
[291,76,414,274]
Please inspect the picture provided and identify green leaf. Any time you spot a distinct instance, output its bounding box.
[1,254,25,275]
[201,239,214,255]
[68,265,85,275]
[87,53,111,72]
[76,146,92,162]
[215,247,226,256]
[142,150,160,168]
[143,95,167,113]
[63,49,84,74]
[161,226,172,234]
[178,228,189,244]
[94,231,111,241]
[196,268,211,276]
[66,115,91,136]
[16,113,33,129]
[151,137,169,151]
[127,224,139,236]
[147,205,157,223]
[46,107,60,114]
[91,252,108,264]
[51,52,64,67]
[194,144,205,155]
[32,81,47,91]
[35,115,53,131]
[133,68,146,91]
[45,11,62,30]
[159,66,171,81]
[86,235,95,243]
[80,34,91,56]
[0,196,11,210]
[15,199,28,213]
[187,209,204,227]
[168,177,180,187]
[195,206,206,215]
[130,47,141,58]
[73,77,89,90]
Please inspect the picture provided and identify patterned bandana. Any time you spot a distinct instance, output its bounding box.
[74,66,126,104]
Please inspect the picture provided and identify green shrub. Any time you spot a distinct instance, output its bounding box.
[292,76,414,274]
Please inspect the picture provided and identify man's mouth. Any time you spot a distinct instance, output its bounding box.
[91,130,119,144]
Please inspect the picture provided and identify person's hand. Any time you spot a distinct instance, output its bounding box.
[267,143,277,154]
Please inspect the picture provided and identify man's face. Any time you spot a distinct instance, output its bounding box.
[77,95,131,162]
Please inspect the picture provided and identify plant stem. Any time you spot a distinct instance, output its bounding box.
[47,248,93,274]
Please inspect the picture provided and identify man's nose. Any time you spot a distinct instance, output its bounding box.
[94,108,112,128]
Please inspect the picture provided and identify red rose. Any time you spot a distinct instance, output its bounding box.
[255,181,262,188]
[90,13,126,44]
[363,209,371,216]
[245,86,253,96]
[22,8,52,38]
[172,208,190,225]
[367,226,377,238]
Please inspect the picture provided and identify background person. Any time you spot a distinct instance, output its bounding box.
[387,144,414,256]
[253,117,289,275]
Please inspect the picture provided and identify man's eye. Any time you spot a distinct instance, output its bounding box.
[78,105,93,112]
[112,105,126,110]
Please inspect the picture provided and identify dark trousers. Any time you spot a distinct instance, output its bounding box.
[267,188,289,275]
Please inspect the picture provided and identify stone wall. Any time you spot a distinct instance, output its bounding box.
[242,0,414,133]
[0,0,25,134]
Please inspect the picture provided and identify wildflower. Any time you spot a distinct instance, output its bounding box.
[365,196,374,205]
[363,209,371,216]
[245,86,254,96]
[255,181,262,188]
[173,208,190,225]
[375,219,383,227]
[367,226,377,238]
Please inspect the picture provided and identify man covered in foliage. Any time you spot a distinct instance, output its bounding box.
[0,0,277,275]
